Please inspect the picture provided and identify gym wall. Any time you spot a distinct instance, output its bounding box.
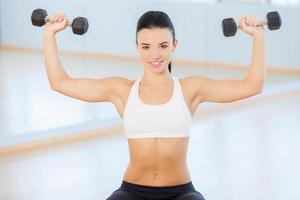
[0,0,299,68]
[0,0,2,43]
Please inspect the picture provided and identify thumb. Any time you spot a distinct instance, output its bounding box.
[239,17,247,31]
[61,15,68,27]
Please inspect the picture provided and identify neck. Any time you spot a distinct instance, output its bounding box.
[140,72,173,87]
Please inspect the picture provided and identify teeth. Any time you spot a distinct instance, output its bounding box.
[150,61,162,64]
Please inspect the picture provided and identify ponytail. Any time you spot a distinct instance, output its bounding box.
[168,62,172,73]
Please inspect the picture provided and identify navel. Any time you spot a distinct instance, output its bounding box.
[154,172,159,179]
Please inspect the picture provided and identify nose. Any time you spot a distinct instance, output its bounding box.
[149,49,161,60]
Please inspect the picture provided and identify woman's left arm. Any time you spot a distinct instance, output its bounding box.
[185,16,266,104]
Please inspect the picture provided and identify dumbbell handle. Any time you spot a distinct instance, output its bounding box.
[237,20,268,29]
[44,17,72,26]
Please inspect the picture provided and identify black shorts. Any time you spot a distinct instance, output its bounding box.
[106,180,206,200]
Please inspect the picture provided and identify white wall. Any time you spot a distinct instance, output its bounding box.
[0,0,299,68]
[0,0,2,43]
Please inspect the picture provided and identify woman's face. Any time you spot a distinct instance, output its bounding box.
[136,27,177,74]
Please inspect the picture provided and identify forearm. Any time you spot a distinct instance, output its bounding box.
[44,32,69,88]
[244,34,266,91]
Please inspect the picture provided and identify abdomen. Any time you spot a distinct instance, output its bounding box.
[123,137,191,186]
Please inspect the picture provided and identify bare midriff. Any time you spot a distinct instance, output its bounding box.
[123,137,191,187]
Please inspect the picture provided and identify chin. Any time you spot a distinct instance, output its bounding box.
[149,66,167,74]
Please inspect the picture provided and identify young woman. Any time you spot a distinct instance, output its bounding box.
[44,10,265,200]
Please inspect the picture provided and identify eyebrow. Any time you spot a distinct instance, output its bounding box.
[141,41,169,46]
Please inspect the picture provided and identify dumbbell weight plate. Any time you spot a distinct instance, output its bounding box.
[31,8,48,26]
[222,18,237,37]
[72,17,89,35]
[267,11,282,30]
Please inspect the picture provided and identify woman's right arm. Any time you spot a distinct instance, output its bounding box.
[44,14,69,89]
[44,32,69,89]
[44,14,128,103]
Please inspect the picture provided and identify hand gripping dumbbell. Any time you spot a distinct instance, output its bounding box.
[31,8,89,35]
[222,11,282,37]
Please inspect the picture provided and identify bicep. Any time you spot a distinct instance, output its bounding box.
[52,76,124,102]
[194,76,262,103]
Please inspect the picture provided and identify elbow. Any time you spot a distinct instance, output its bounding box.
[49,77,69,91]
[254,86,263,95]
[50,82,61,92]
[50,85,60,92]
[247,81,264,95]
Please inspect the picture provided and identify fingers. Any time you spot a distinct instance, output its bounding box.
[240,16,260,27]
[238,15,265,36]
[246,16,260,26]
[48,14,68,24]
[239,17,247,31]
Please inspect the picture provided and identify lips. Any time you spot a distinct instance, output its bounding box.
[149,61,163,67]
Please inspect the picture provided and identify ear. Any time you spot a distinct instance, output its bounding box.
[135,40,139,51]
[172,39,178,52]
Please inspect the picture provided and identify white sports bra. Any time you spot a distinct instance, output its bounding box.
[123,75,192,139]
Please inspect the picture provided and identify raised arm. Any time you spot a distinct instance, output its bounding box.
[43,14,129,103]
[188,16,266,104]
[44,13,69,88]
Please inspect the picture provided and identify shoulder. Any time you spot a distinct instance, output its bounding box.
[111,76,134,87]
[179,75,207,84]
[178,75,207,91]
[110,76,136,102]
[178,75,208,103]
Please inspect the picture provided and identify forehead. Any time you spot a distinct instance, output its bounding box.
[137,28,173,44]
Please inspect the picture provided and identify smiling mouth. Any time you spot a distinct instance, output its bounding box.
[149,61,163,67]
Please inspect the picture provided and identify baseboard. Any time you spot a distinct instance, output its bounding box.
[1,44,299,74]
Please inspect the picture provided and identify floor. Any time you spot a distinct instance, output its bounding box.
[0,48,299,200]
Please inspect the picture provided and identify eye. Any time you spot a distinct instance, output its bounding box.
[142,46,149,50]
[161,45,168,49]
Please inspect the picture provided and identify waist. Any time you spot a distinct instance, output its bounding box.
[123,162,191,186]
[118,179,196,200]
[120,179,195,192]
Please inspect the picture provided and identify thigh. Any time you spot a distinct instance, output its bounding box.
[173,191,206,200]
[106,190,141,200]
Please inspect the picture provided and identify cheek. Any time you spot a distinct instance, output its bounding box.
[140,52,148,60]
[162,50,172,58]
